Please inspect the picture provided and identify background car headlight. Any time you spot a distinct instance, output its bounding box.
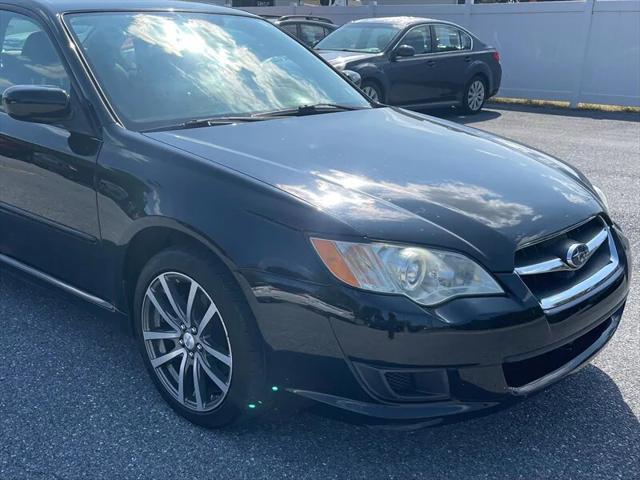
[311,238,503,306]
[593,185,609,211]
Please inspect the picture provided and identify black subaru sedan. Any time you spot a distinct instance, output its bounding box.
[316,17,502,113]
[0,0,630,428]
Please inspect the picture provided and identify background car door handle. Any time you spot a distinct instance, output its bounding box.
[464,56,471,63]
[427,60,436,67]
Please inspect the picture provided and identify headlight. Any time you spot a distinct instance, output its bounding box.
[311,238,503,306]
[593,185,609,211]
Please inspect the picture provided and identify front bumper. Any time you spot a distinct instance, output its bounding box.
[294,303,623,424]
[242,225,631,425]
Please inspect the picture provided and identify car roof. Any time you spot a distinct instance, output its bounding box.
[278,19,336,28]
[351,16,447,28]
[4,0,250,16]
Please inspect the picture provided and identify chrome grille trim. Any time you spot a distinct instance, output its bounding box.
[538,229,620,310]
[515,225,609,276]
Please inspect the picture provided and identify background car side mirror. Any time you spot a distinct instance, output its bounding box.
[2,85,70,124]
[392,44,416,60]
[343,69,362,87]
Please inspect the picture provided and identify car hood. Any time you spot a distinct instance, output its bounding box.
[145,108,602,271]
[316,50,379,67]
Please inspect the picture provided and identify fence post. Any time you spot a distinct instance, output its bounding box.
[465,0,473,29]
[371,1,377,19]
[571,0,596,108]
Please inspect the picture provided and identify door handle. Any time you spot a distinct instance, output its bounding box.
[464,56,471,63]
[427,60,436,67]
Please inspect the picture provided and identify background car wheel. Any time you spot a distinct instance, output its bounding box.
[461,76,487,114]
[361,80,384,103]
[133,247,268,428]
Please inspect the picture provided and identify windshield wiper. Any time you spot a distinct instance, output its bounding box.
[144,116,269,132]
[254,103,366,118]
[143,105,365,132]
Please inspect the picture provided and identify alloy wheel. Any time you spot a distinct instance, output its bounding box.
[467,79,485,112]
[362,85,380,102]
[142,272,232,412]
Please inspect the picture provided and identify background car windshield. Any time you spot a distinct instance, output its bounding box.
[315,24,401,53]
[66,13,369,131]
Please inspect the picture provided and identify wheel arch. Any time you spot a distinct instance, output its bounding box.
[117,218,246,323]
[360,76,387,102]
[467,63,492,93]
[352,63,389,100]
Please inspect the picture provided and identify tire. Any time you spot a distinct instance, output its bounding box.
[461,76,487,114]
[133,247,267,428]
[361,80,384,103]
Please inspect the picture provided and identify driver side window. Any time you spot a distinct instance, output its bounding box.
[0,11,71,111]
[401,25,432,55]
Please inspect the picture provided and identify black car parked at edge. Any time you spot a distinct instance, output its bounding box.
[316,17,502,113]
[0,0,631,428]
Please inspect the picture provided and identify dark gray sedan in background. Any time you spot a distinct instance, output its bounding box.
[316,17,502,113]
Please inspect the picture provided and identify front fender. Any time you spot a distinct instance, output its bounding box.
[349,62,390,95]
[95,127,355,312]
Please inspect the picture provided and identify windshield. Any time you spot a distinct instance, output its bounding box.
[66,13,369,131]
[315,23,402,53]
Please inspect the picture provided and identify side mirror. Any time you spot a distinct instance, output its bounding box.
[2,85,70,124]
[392,44,416,60]
[343,69,362,87]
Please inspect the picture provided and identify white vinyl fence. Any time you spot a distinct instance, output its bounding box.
[243,0,640,107]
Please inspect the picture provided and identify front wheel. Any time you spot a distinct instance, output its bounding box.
[461,76,487,114]
[361,80,383,103]
[133,247,268,428]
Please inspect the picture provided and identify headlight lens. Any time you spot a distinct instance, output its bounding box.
[311,238,503,306]
[593,185,609,211]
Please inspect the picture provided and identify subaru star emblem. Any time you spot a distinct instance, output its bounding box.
[566,243,590,268]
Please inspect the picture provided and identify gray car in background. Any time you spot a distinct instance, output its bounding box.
[316,17,502,113]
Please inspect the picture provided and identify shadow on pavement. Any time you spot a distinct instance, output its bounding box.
[1,240,638,479]
[483,102,640,123]
[245,364,639,478]
[410,102,640,125]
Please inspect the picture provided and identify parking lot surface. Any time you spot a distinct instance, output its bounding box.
[1,105,638,480]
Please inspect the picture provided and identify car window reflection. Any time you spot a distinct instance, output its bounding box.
[67,13,368,131]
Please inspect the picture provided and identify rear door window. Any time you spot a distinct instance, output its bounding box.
[432,24,464,52]
[299,23,327,47]
[280,23,298,37]
[460,31,472,50]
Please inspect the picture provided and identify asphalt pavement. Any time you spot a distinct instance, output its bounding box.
[1,104,638,480]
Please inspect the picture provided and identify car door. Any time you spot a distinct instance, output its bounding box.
[429,24,472,101]
[0,9,103,295]
[386,24,441,105]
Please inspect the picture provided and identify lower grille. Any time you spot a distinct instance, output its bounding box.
[353,362,450,402]
[514,216,621,311]
[384,372,414,395]
[503,317,612,388]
